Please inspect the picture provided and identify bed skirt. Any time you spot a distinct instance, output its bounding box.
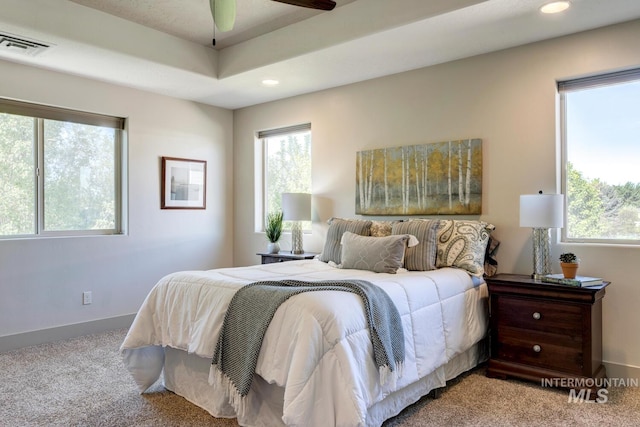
[156,339,488,427]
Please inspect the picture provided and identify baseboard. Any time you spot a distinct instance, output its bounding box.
[0,314,136,353]
[603,360,640,382]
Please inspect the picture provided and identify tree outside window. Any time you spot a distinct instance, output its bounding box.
[262,126,311,231]
[0,100,124,238]
[561,70,640,243]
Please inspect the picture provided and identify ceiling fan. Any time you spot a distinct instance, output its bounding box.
[210,0,336,44]
[272,0,336,10]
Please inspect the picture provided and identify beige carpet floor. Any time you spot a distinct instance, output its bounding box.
[0,329,638,426]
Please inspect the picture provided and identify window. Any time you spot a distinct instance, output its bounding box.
[559,68,640,243]
[257,124,311,231]
[0,98,125,238]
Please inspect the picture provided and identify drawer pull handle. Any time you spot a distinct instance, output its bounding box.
[532,312,541,320]
[533,344,541,353]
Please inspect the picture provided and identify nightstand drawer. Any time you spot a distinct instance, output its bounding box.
[257,252,318,264]
[262,256,287,264]
[495,327,583,375]
[495,296,582,335]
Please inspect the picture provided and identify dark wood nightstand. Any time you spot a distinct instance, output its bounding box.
[485,273,609,391]
[257,252,318,264]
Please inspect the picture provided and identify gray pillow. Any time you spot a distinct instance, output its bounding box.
[340,232,413,274]
[392,219,441,271]
[319,218,372,264]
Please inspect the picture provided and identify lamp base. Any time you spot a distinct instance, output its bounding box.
[531,227,552,279]
[291,221,304,254]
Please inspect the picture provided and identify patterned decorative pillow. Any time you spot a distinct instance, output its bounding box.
[435,220,494,277]
[340,232,416,274]
[318,218,372,264]
[391,219,441,271]
[370,220,400,237]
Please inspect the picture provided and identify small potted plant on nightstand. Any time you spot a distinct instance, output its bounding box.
[265,211,283,254]
[559,252,579,279]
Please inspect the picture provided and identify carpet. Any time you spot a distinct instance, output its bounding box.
[0,329,638,426]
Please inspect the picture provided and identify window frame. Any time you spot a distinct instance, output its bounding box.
[0,97,126,239]
[255,123,312,233]
[558,67,640,245]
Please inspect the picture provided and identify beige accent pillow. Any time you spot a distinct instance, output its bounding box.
[391,219,441,271]
[370,220,400,237]
[436,220,494,277]
[340,232,417,274]
[318,218,372,264]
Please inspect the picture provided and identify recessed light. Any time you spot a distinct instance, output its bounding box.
[540,1,571,14]
[262,79,280,87]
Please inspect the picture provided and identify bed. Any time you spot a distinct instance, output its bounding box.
[120,218,493,427]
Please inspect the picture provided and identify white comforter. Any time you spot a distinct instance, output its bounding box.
[121,260,488,427]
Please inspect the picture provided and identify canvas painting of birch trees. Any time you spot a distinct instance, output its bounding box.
[356,139,482,215]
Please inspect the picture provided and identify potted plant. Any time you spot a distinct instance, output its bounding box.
[265,211,283,254]
[559,252,579,279]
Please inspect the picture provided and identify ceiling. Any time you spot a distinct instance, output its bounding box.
[1,0,640,110]
[69,0,359,49]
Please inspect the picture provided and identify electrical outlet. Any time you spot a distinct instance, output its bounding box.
[82,291,92,305]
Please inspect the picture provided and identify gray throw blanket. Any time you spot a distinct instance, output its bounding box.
[209,279,405,410]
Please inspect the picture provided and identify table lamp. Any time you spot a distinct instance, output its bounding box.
[520,191,564,279]
[282,193,311,254]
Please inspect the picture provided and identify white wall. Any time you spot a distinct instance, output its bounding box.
[0,60,234,344]
[233,20,640,375]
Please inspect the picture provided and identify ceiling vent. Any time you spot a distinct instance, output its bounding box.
[0,32,51,56]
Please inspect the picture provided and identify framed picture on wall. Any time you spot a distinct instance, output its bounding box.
[161,156,207,209]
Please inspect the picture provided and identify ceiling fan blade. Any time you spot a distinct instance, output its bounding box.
[210,0,236,32]
[272,0,336,11]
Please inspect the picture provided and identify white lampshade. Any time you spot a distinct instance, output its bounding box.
[520,193,564,229]
[282,193,311,221]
